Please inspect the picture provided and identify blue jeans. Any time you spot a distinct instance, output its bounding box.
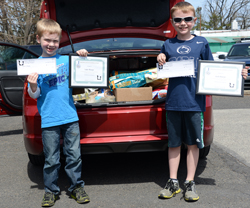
[42,121,84,195]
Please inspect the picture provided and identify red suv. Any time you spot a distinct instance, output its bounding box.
[2,0,214,165]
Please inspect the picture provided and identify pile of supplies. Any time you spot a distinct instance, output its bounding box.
[72,67,168,103]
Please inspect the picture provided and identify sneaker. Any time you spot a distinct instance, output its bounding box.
[158,179,181,199]
[41,192,58,207]
[184,180,199,201]
[71,185,90,204]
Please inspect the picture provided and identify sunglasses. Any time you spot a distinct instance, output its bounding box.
[172,16,195,23]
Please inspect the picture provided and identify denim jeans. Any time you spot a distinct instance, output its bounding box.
[42,121,84,195]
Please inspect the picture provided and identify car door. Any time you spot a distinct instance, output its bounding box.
[0,42,39,116]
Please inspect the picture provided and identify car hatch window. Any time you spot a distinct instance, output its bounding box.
[58,38,164,54]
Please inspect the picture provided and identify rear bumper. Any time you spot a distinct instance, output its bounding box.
[23,124,214,155]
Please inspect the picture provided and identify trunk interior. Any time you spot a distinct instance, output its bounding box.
[73,51,168,107]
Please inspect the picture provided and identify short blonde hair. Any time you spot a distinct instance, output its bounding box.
[171,2,196,17]
[36,19,62,39]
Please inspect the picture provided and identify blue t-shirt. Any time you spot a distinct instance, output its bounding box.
[36,54,78,128]
[160,35,213,112]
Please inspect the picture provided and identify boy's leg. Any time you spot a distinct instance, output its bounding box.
[169,146,181,179]
[42,126,61,195]
[186,144,199,181]
[41,126,61,206]
[166,111,182,180]
[61,121,83,191]
[184,145,199,201]
[183,112,204,201]
[158,111,182,199]
[62,121,90,203]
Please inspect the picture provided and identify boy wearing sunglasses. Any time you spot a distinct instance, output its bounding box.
[157,1,247,202]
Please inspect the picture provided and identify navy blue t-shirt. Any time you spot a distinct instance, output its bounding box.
[160,35,213,112]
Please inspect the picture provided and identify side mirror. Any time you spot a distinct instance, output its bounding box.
[218,54,226,59]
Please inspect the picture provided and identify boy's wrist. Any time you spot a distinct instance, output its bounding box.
[29,83,38,93]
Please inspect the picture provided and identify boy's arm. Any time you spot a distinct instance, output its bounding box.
[27,72,40,99]
[157,53,166,65]
[28,86,40,99]
[76,49,88,57]
[242,66,249,80]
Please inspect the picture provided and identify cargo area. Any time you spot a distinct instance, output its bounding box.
[72,52,168,106]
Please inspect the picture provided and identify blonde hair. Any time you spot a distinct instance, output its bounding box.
[171,2,196,17]
[36,19,62,39]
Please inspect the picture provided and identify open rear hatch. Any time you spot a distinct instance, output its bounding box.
[41,0,178,46]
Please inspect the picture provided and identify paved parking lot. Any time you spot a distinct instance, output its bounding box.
[1,95,250,207]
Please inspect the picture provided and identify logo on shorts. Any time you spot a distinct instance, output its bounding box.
[196,138,200,143]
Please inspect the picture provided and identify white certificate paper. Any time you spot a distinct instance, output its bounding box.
[197,60,245,97]
[69,55,108,88]
[157,59,194,78]
[17,58,57,75]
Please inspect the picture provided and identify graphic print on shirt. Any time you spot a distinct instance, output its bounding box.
[43,63,68,87]
[177,45,191,54]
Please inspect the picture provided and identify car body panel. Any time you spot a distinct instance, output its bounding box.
[23,89,214,155]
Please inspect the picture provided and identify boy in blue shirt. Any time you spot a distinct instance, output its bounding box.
[157,2,248,202]
[27,18,89,207]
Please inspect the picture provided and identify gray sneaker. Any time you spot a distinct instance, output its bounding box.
[158,179,181,199]
[184,181,199,201]
[41,192,58,207]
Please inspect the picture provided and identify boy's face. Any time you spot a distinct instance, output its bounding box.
[171,9,197,39]
[36,32,60,57]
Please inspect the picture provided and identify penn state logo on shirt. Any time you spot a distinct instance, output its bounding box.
[177,45,191,54]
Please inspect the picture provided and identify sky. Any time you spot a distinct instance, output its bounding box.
[185,0,206,10]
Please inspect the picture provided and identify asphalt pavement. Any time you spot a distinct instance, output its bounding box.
[1,95,250,208]
[213,92,250,168]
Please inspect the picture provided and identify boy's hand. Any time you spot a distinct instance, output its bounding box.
[157,53,166,65]
[242,66,249,80]
[76,49,88,57]
[27,72,38,92]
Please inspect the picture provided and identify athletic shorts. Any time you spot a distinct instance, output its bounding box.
[166,111,204,149]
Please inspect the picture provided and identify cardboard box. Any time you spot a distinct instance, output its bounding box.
[114,87,152,102]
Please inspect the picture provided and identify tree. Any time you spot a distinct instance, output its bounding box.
[237,4,250,29]
[192,0,250,30]
[0,0,41,45]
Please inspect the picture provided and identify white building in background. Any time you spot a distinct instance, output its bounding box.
[192,29,250,38]
[192,19,250,37]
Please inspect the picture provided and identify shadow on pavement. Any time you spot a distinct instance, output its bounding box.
[27,150,215,193]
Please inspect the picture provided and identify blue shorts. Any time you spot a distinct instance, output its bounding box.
[166,111,204,149]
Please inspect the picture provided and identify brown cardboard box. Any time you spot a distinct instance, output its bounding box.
[114,87,152,102]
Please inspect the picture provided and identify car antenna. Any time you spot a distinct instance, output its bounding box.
[66,25,75,53]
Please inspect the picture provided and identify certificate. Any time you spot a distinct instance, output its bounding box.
[196,60,245,97]
[157,59,194,78]
[17,58,56,75]
[69,54,109,88]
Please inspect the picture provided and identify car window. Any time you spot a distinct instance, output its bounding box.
[0,45,37,70]
[228,44,250,57]
[58,38,164,54]
[24,45,42,56]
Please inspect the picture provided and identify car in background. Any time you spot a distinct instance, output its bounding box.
[21,0,214,165]
[0,42,39,116]
[219,38,250,89]
[212,51,228,61]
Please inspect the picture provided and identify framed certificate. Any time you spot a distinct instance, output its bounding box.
[69,54,109,88]
[196,60,245,97]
